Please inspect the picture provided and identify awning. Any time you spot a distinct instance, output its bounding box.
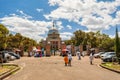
[36,49,41,52]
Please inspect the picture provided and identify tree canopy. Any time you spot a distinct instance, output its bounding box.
[65,30,115,51]
[0,24,37,51]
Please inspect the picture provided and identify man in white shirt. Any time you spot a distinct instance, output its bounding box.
[68,53,72,66]
[76,51,81,60]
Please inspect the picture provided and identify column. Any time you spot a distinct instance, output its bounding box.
[46,42,51,57]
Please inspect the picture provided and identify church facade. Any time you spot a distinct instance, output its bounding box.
[46,22,61,50]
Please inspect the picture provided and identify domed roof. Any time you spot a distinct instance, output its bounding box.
[48,29,59,34]
[48,21,59,34]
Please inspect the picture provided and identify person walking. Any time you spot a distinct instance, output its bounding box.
[89,50,95,65]
[76,51,81,60]
[64,54,68,66]
[68,53,72,66]
[42,48,44,57]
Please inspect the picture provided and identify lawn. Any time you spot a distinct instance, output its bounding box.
[101,62,120,71]
[0,64,17,76]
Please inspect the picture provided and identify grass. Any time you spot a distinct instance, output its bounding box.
[0,64,17,75]
[102,62,120,71]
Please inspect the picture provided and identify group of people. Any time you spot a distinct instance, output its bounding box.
[64,52,72,66]
[28,48,45,57]
[64,49,95,66]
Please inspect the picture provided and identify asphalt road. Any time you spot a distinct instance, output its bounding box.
[4,56,120,80]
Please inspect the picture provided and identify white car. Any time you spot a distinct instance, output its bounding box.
[101,52,115,58]
[94,52,105,58]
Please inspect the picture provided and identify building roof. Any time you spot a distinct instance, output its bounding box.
[48,21,59,34]
[48,29,59,34]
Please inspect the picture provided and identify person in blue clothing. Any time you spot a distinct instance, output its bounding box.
[42,48,44,57]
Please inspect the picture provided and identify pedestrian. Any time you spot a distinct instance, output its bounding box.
[42,48,44,57]
[89,50,95,65]
[68,53,72,66]
[64,54,68,66]
[76,51,81,60]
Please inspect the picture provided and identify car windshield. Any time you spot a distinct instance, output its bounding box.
[105,52,115,56]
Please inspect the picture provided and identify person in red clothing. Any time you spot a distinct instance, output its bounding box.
[64,54,68,66]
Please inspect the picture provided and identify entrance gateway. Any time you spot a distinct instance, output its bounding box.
[44,21,83,56]
[43,21,61,56]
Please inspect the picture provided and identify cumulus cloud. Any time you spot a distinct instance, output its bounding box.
[60,32,73,40]
[45,0,120,32]
[112,11,120,26]
[109,32,120,39]
[0,11,68,41]
[0,14,52,42]
[56,21,64,30]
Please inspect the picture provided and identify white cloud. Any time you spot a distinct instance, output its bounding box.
[46,0,120,32]
[36,8,43,12]
[56,21,64,30]
[112,11,120,26]
[109,32,120,39]
[0,15,52,42]
[16,9,32,19]
[66,25,72,29]
[60,32,73,40]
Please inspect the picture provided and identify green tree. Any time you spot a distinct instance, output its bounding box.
[0,24,9,50]
[115,26,120,64]
[73,30,85,46]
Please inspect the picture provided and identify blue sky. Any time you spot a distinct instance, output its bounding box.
[0,0,120,42]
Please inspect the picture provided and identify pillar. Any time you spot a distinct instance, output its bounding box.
[46,42,51,57]
[71,44,75,56]
[79,44,83,53]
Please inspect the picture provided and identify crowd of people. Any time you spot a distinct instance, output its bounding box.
[28,47,95,66]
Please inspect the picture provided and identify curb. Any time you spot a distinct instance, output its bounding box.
[0,64,20,80]
[100,64,120,74]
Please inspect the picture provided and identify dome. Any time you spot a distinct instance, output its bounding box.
[48,29,59,34]
[48,21,59,34]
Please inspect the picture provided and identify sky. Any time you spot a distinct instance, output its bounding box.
[0,0,120,42]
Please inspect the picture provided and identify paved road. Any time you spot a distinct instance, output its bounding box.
[5,56,120,80]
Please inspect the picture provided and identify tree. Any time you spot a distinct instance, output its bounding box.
[0,24,9,50]
[115,26,120,64]
[73,30,85,46]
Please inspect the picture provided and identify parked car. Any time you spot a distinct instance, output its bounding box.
[101,52,117,62]
[94,52,105,58]
[7,52,20,59]
[101,52,114,58]
[0,51,10,63]
[8,54,16,61]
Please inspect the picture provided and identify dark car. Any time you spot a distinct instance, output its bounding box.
[7,52,20,59]
[101,52,117,62]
